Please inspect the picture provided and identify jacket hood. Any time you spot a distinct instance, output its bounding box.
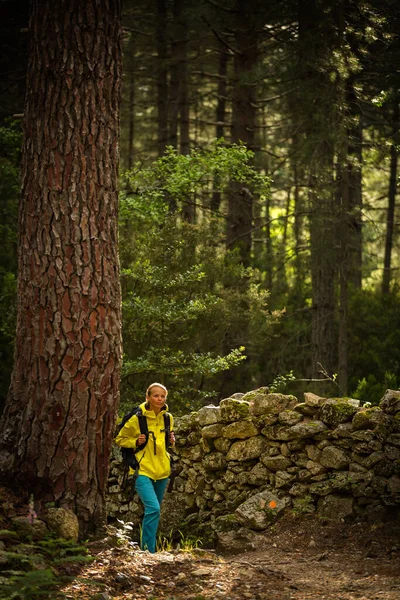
[140,400,169,418]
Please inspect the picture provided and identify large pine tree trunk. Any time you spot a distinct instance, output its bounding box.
[298,0,338,379]
[0,0,123,534]
[156,0,169,156]
[227,0,258,266]
[211,47,229,213]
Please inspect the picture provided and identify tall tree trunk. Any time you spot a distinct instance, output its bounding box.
[156,0,169,156]
[298,0,337,378]
[346,77,363,289]
[382,101,399,294]
[337,153,350,395]
[227,0,258,266]
[168,0,181,149]
[211,47,229,213]
[0,0,123,534]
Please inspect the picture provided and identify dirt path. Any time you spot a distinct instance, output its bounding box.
[59,516,400,600]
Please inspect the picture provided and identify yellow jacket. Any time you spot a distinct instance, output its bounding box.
[115,402,174,481]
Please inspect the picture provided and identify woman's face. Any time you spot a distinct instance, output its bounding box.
[147,386,167,413]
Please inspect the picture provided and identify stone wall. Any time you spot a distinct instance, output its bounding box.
[107,388,400,551]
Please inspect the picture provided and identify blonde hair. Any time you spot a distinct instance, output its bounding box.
[146,382,168,397]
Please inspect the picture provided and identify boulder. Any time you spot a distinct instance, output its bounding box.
[250,393,298,417]
[320,446,350,470]
[203,452,227,471]
[222,420,259,439]
[201,423,225,438]
[11,516,48,541]
[380,389,400,414]
[248,463,270,485]
[287,420,328,439]
[44,507,79,541]
[235,489,287,530]
[304,392,327,408]
[293,403,318,417]
[226,436,266,461]
[220,398,251,422]
[317,495,354,520]
[261,454,292,472]
[278,410,302,426]
[319,398,360,428]
[197,405,222,426]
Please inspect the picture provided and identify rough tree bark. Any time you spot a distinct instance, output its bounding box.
[156,0,169,157]
[211,46,229,213]
[0,0,123,534]
[298,0,338,379]
[227,0,258,267]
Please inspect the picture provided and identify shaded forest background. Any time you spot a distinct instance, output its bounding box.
[0,0,399,415]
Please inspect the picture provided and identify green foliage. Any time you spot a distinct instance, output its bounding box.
[0,537,94,600]
[119,144,273,413]
[0,569,58,600]
[269,370,296,392]
[353,372,399,406]
[156,529,203,552]
[348,289,400,401]
[36,537,94,564]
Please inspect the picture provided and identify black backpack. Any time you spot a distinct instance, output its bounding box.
[115,405,174,491]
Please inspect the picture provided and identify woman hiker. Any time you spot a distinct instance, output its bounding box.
[115,382,175,553]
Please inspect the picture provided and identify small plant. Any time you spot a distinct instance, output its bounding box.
[112,520,139,548]
[156,530,203,552]
[0,569,58,600]
[269,370,296,392]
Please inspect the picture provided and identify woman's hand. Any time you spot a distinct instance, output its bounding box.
[170,431,175,446]
[136,434,146,446]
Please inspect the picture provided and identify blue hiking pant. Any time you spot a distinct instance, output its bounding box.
[135,475,169,553]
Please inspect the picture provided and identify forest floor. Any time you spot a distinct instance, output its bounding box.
[57,514,400,600]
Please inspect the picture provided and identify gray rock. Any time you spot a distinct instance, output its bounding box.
[278,410,302,426]
[250,392,298,417]
[304,392,327,408]
[384,444,400,460]
[235,489,287,530]
[226,436,266,461]
[387,433,400,447]
[293,403,318,417]
[198,405,222,426]
[306,460,326,476]
[203,452,227,471]
[220,398,251,422]
[44,507,79,541]
[248,463,269,485]
[288,420,328,439]
[11,516,46,541]
[214,437,232,453]
[387,475,400,494]
[201,423,225,438]
[319,398,360,428]
[317,495,354,520]
[320,446,350,470]
[261,454,292,472]
[222,420,259,439]
[380,389,400,414]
